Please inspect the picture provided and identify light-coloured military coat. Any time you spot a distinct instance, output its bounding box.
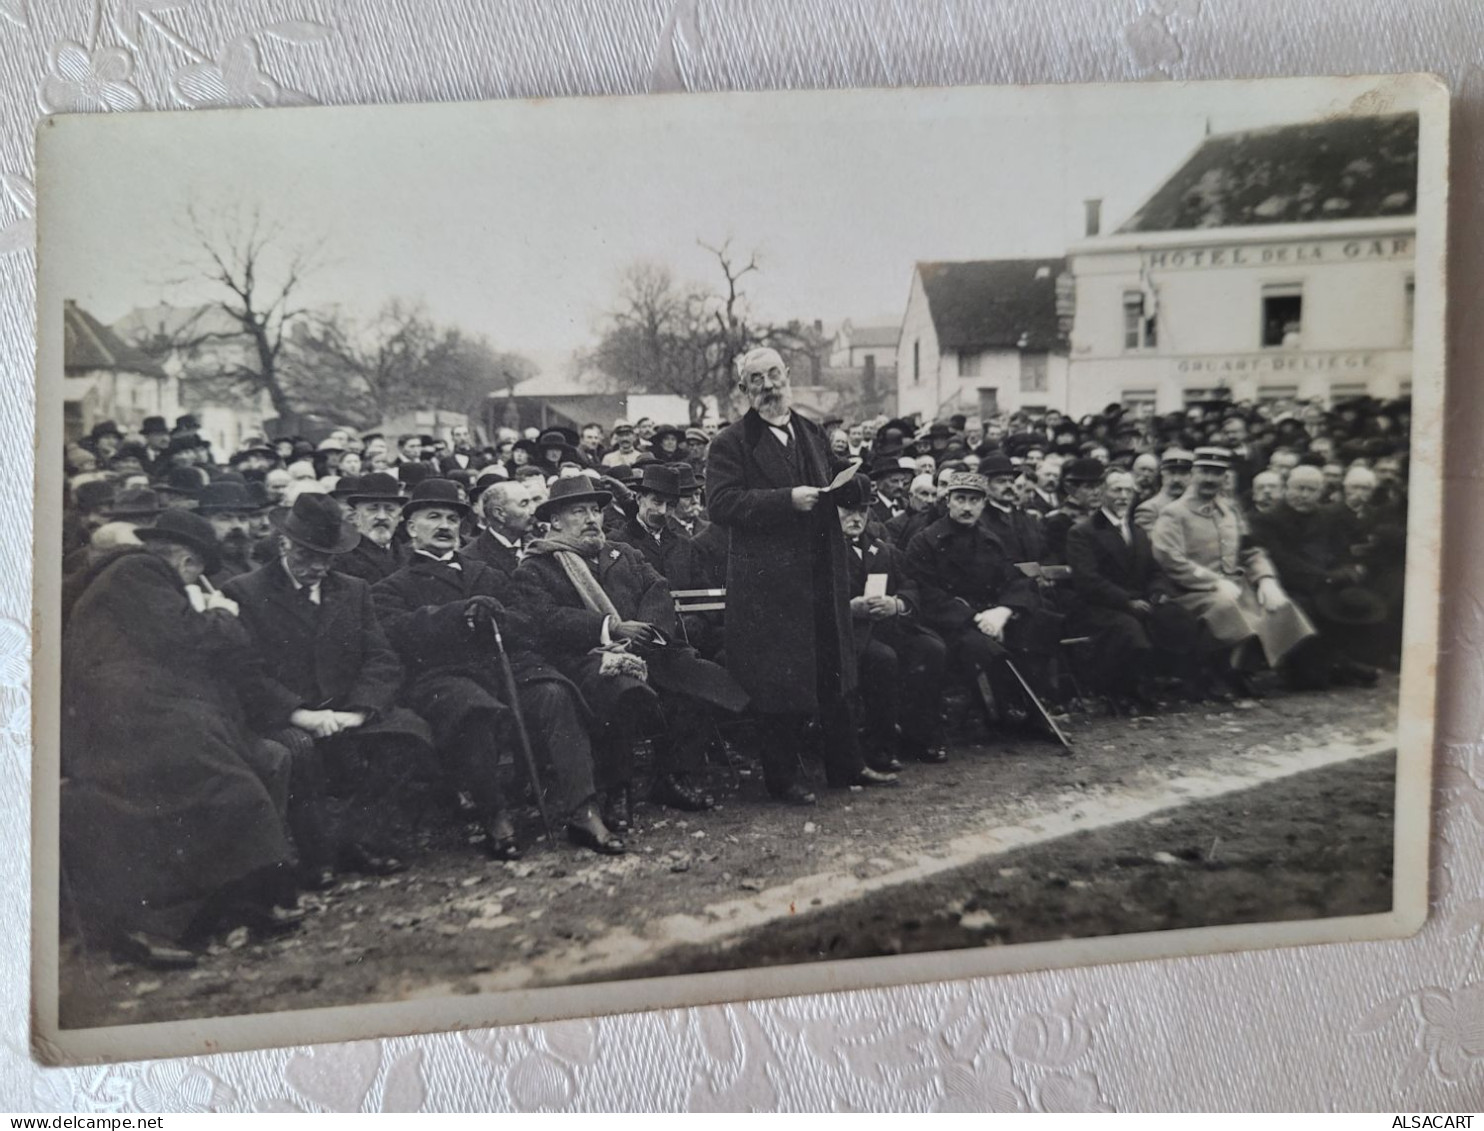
[1150,493,1314,665]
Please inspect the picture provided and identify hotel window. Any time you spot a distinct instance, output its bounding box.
[1257,384,1300,404]
[960,351,983,378]
[1404,276,1415,345]
[1123,291,1156,349]
[1261,284,1303,347]
[1183,387,1216,407]
[1330,382,1368,406]
[1019,352,1048,392]
[1122,388,1157,410]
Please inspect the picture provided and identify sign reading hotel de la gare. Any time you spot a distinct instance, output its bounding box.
[1143,235,1413,271]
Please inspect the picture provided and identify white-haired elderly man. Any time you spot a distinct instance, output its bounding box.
[885,472,940,549]
[465,477,537,578]
[1151,447,1315,699]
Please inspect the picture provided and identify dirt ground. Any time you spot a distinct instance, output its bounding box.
[57,677,1399,1030]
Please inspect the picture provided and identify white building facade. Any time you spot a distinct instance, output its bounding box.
[1065,217,1414,417]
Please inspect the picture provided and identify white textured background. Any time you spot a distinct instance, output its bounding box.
[5,0,1484,1111]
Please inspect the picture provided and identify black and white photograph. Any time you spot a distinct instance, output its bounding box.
[32,74,1445,1064]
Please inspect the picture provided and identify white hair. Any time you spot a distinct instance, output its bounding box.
[284,480,329,505]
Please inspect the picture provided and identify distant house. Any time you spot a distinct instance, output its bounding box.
[1066,112,1418,414]
[895,258,1070,422]
[829,321,900,371]
[63,300,176,444]
[112,303,273,453]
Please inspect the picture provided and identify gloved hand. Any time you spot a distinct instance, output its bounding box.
[202,590,239,616]
[290,708,344,739]
[464,594,503,631]
[974,606,1012,641]
[1214,578,1243,604]
[1256,577,1290,611]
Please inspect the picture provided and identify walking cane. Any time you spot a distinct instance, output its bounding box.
[487,613,558,843]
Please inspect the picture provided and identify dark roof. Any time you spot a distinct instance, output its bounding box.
[1118,112,1419,233]
[64,301,166,378]
[916,258,1068,353]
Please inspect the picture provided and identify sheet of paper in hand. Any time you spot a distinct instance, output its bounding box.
[30,73,1447,1064]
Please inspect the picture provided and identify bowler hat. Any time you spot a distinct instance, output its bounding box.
[868,455,914,480]
[74,479,115,512]
[534,474,613,523]
[141,416,169,436]
[195,480,255,514]
[1316,585,1389,626]
[833,472,874,510]
[635,463,685,499]
[270,492,360,554]
[89,419,122,440]
[1061,457,1106,483]
[330,474,363,500]
[401,477,470,520]
[537,427,580,448]
[105,486,161,519]
[347,472,404,505]
[978,453,1016,479]
[398,462,434,490]
[137,509,221,573]
[173,414,201,434]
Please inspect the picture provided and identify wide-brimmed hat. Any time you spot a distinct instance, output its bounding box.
[534,474,613,523]
[536,441,587,467]
[635,463,687,499]
[105,486,161,519]
[270,492,360,554]
[195,480,256,514]
[347,471,403,505]
[156,465,208,500]
[1316,585,1389,626]
[89,419,122,441]
[401,477,470,519]
[650,424,687,445]
[673,463,700,494]
[137,509,221,573]
[868,455,915,480]
[536,427,580,448]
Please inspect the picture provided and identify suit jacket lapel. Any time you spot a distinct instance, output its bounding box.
[264,560,318,629]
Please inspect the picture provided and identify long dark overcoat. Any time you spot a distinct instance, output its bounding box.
[843,531,938,655]
[513,541,748,722]
[705,409,856,714]
[333,535,409,586]
[370,552,578,749]
[222,560,431,747]
[61,549,291,942]
[461,529,522,579]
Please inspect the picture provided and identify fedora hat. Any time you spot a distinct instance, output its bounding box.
[635,463,685,499]
[347,471,404,505]
[978,453,1016,479]
[137,509,221,574]
[401,477,470,519]
[270,492,360,554]
[74,478,115,512]
[1316,585,1389,627]
[195,480,255,514]
[535,474,613,523]
[1062,457,1106,483]
[673,463,700,494]
[105,486,161,519]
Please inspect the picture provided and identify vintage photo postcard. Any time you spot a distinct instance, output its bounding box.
[32,73,1447,1064]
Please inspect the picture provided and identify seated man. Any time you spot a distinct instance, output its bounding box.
[1151,447,1315,696]
[334,472,409,584]
[977,453,1044,565]
[1132,448,1193,532]
[1066,467,1200,711]
[1247,465,1380,689]
[464,478,536,578]
[838,483,948,767]
[62,509,298,969]
[1039,457,1104,565]
[373,479,623,858]
[515,476,749,830]
[905,471,1060,722]
[224,494,434,884]
[885,472,940,550]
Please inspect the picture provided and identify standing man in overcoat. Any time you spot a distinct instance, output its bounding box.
[706,347,896,805]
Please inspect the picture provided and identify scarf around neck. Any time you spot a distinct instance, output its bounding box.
[525,534,620,620]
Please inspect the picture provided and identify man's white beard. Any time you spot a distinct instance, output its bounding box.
[361,525,394,547]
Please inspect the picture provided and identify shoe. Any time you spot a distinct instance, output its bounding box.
[113,931,198,970]
[482,816,520,861]
[855,766,899,787]
[907,745,948,764]
[770,782,817,806]
[866,752,904,773]
[602,786,633,832]
[651,772,715,812]
[237,903,306,938]
[297,865,337,891]
[565,806,626,855]
[338,843,407,876]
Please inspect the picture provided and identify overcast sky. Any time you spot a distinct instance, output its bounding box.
[39,79,1388,378]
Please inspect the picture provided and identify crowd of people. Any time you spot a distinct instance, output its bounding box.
[57,356,1410,972]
